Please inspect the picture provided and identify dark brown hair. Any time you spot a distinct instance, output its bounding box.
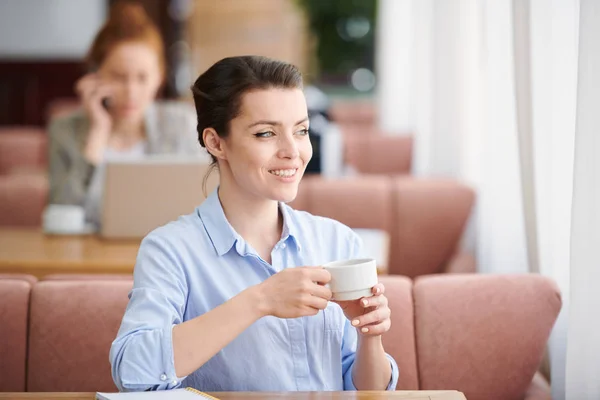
[86,2,165,74]
[191,55,304,164]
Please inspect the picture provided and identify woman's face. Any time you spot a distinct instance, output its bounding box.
[98,41,162,123]
[220,88,312,203]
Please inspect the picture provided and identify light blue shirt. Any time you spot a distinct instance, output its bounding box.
[110,189,399,392]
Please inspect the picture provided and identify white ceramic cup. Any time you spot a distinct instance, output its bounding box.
[42,204,86,234]
[323,258,378,301]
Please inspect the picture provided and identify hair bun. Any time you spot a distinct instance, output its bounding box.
[108,2,151,28]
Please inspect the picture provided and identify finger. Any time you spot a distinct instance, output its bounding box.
[350,306,391,328]
[303,267,331,285]
[88,86,113,107]
[305,295,329,310]
[310,283,333,300]
[360,294,388,309]
[76,75,100,96]
[371,283,385,295]
[357,319,391,336]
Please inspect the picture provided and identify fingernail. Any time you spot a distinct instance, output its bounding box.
[375,287,380,294]
[362,299,369,307]
[361,327,369,333]
[352,319,360,326]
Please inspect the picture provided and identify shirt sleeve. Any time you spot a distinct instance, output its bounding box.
[341,229,400,391]
[47,115,96,205]
[110,233,189,391]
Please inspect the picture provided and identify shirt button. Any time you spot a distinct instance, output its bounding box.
[280,243,287,249]
[160,374,167,381]
[172,380,178,385]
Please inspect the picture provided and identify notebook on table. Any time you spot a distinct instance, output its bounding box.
[96,388,219,400]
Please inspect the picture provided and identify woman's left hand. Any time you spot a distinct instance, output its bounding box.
[333,283,391,336]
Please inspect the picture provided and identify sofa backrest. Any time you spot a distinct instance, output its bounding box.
[294,175,393,233]
[344,134,413,175]
[389,177,475,278]
[27,280,132,392]
[379,275,419,390]
[0,279,32,391]
[0,127,47,175]
[0,273,559,397]
[291,176,475,277]
[0,174,48,227]
[413,274,561,400]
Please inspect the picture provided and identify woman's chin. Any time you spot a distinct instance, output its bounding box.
[267,186,299,204]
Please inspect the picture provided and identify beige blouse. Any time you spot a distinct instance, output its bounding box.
[48,101,208,206]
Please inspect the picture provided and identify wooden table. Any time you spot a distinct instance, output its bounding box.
[0,228,139,278]
[0,391,466,400]
[0,229,391,278]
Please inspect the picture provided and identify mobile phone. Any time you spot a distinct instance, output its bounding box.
[101,97,112,110]
[88,65,112,111]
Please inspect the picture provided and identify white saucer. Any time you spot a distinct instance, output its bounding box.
[43,223,97,236]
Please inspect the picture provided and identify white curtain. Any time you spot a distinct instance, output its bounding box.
[528,0,579,398]
[565,0,600,397]
[376,0,529,274]
[376,0,586,398]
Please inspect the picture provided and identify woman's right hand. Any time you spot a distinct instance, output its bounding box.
[76,73,113,132]
[257,267,332,319]
[75,73,113,164]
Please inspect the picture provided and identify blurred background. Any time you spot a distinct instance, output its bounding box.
[0,1,598,399]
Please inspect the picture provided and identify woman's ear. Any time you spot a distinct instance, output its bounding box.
[203,128,227,161]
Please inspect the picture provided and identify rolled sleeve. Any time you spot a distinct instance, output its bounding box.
[341,319,400,391]
[110,234,189,391]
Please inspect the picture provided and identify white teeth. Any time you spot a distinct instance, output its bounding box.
[269,169,297,177]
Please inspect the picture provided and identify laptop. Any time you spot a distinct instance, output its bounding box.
[100,156,219,239]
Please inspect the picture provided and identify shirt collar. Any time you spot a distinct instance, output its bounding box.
[279,202,302,252]
[197,188,240,256]
[198,189,302,256]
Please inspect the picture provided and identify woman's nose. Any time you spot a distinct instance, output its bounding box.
[277,134,299,159]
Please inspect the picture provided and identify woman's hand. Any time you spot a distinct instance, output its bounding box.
[333,283,391,336]
[76,73,113,132]
[257,267,332,319]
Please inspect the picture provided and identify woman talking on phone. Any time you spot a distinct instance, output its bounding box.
[110,55,399,392]
[47,2,204,227]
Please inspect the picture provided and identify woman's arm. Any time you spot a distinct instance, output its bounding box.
[47,116,96,205]
[351,335,393,390]
[338,230,398,390]
[171,285,264,377]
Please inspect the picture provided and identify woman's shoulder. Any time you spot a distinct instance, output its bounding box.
[283,204,359,243]
[48,109,88,143]
[142,210,202,247]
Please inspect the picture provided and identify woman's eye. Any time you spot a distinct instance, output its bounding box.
[255,131,275,138]
[296,128,309,136]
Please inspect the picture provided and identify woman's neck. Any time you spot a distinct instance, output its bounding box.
[217,173,282,254]
[109,118,146,148]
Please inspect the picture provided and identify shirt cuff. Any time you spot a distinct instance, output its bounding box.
[156,324,185,390]
[343,353,399,391]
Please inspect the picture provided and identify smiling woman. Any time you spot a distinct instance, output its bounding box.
[109,55,398,393]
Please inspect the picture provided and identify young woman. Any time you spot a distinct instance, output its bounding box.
[48,2,204,226]
[110,56,398,392]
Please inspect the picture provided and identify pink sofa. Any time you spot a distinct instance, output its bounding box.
[344,134,413,175]
[0,127,47,175]
[0,127,48,227]
[291,176,476,277]
[0,273,559,399]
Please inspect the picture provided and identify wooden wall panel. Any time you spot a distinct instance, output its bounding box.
[187,0,310,78]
